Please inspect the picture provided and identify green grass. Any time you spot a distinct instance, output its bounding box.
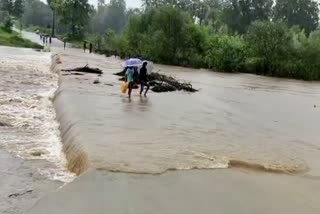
[0,26,43,49]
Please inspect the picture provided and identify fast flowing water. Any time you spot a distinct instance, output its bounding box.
[0,46,73,182]
[54,48,320,176]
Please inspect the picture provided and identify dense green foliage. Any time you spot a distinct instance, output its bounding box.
[99,5,320,80]
[1,0,320,80]
[21,0,51,29]
[57,0,92,39]
[0,25,42,48]
[0,0,25,31]
[86,0,320,80]
[274,0,319,35]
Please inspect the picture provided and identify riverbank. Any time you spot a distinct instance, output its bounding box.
[0,27,42,49]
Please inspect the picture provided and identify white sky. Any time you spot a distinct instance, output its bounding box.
[40,0,320,10]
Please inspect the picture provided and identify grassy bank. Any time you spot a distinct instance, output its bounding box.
[0,26,43,49]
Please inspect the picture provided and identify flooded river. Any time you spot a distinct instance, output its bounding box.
[1,44,320,213]
[55,48,320,176]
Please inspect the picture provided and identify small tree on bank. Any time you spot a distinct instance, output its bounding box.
[0,0,24,31]
[57,0,91,39]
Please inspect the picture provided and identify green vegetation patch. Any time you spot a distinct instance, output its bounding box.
[0,26,43,49]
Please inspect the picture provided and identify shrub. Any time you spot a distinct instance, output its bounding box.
[246,21,293,76]
[206,34,246,72]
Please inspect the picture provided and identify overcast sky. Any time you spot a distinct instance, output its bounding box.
[86,0,142,8]
[109,0,142,8]
[41,0,320,10]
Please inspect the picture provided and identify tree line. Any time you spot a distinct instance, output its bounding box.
[94,0,320,80]
[0,0,24,31]
[1,0,320,80]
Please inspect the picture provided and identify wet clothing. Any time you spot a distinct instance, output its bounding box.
[139,67,148,82]
[126,67,135,83]
[139,66,150,96]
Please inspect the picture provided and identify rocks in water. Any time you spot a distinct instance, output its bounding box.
[152,84,176,92]
[31,151,44,157]
[93,79,100,84]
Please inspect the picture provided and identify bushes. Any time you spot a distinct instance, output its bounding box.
[245,21,293,76]
[206,34,246,72]
[94,6,320,81]
[295,30,320,80]
[243,21,320,80]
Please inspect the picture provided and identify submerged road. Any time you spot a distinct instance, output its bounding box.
[13,31,320,214]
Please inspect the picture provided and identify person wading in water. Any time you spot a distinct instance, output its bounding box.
[139,62,150,96]
[125,66,135,99]
[83,41,87,53]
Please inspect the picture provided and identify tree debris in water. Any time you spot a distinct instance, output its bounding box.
[93,79,100,84]
[114,70,197,93]
[62,64,103,74]
[8,190,33,198]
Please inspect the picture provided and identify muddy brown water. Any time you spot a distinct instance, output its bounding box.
[54,48,320,176]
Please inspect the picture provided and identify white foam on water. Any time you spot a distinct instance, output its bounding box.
[0,47,74,183]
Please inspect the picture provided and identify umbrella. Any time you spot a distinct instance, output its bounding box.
[122,58,142,67]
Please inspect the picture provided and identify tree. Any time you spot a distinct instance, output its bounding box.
[104,0,126,32]
[13,0,24,18]
[47,0,58,37]
[141,0,213,23]
[13,0,24,31]
[274,0,319,34]
[0,0,13,15]
[57,0,91,39]
[21,0,51,28]
[90,0,126,34]
[123,6,193,64]
[246,21,292,76]
[222,0,273,33]
[1,0,25,30]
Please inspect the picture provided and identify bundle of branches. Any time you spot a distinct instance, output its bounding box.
[62,64,103,74]
[114,70,126,76]
[113,71,197,93]
[148,73,197,93]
